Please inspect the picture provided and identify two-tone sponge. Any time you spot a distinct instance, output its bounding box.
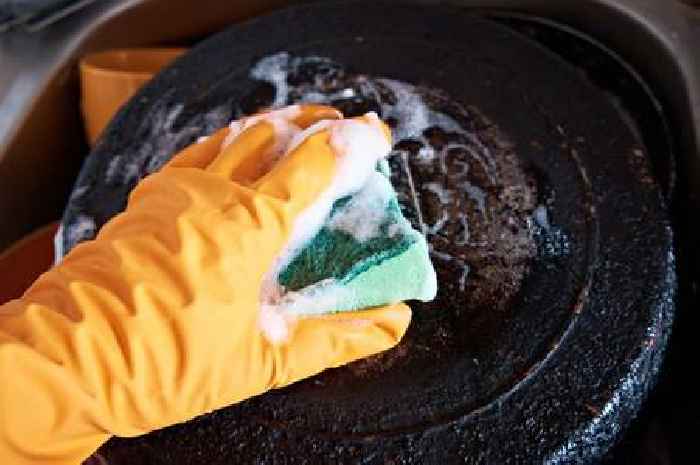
[275,160,437,316]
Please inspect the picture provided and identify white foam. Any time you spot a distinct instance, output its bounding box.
[58,214,96,262]
[458,263,470,291]
[424,182,453,204]
[377,79,462,142]
[53,224,65,265]
[462,180,488,216]
[327,171,392,242]
[429,248,455,262]
[258,304,291,342]
[416,145,436,163]
[386,222,402,238]
[533,205,550,230]
[378,79,431,140]
[162,103,183,129]
[271,279,353,316]
[299,88,360,105]
[429,246,470,292]
[105,156,122,183]
[69,185,89,201]
[448,158,470,177]
[250,52,291,108]
[427,211,450,235]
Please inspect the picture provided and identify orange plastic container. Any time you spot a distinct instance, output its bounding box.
[80,48,186,145]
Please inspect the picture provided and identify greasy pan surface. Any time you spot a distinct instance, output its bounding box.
[61,2,675,464]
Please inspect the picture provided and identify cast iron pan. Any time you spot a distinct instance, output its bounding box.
[61,2,675,464]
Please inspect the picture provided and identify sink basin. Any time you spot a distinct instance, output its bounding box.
[0,1,698,463]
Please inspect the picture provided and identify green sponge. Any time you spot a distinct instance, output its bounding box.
[275,162,437,316]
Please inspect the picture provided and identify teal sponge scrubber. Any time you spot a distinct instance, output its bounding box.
[275,162,437,316]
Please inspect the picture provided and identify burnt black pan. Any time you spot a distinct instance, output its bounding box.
[60,2,675,464]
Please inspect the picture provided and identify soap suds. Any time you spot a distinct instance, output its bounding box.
[424,182,453,204]
[461,180,488,217]
[250,52,293,107]
[56,214,96,264]
[69,185,89,201]
[271,278,353,316]
[386,222,402,238]
[68,214,96,243]
[53,224,65,265]
[326,171,395,243]
[430,247,470,292]
[259,303,292,342]
[532,204,571,258]
[533,205,550,230]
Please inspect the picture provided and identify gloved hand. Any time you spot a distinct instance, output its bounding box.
[0,104,411,465]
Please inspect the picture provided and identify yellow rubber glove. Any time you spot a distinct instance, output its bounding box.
[0,104,411,465]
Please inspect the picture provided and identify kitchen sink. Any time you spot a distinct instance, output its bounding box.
[1,1,698,463]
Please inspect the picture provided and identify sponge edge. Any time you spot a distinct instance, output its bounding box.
[276,167,437,316]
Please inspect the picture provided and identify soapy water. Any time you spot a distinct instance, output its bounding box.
[326,171,402,243]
